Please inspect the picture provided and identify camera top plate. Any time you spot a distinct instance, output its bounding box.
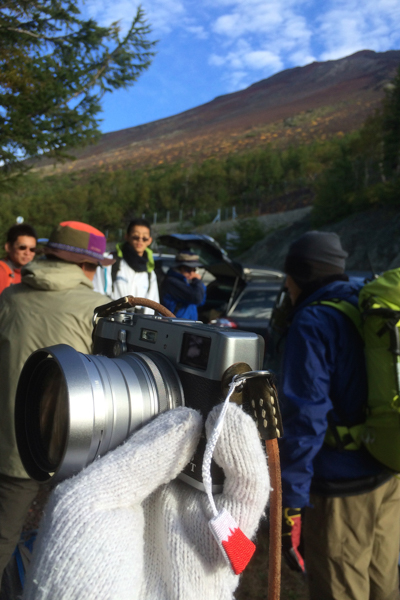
[94,313,264,382]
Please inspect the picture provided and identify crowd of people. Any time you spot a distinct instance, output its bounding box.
[0,218,398,599]
[0,218,207,319]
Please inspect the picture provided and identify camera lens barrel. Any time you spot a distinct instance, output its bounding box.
[15,344,184,482]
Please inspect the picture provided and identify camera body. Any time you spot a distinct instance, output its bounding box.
[16,312,264,490]
[95,312,263,414]
[93,312,264,490]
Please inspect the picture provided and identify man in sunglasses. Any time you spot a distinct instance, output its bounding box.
[93,218,159,313]
[0,224,37,295]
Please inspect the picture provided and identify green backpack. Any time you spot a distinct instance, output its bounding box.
[317,269,400,472]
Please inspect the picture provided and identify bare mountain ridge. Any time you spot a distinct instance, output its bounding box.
[37,49,400,175]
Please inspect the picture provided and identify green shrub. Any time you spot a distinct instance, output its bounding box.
[228,217,266,257]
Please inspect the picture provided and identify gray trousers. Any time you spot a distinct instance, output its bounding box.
[0,473,40,585]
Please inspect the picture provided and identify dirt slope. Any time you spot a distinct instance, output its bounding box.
[35,49,400,176]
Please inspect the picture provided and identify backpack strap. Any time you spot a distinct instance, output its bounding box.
[324,419,364,451]
[365,306,400,351]
[362,304,400,408]
[309,298,365,451]
[310,298,364,338]
[145,247,155,274]
[144,248,154,298]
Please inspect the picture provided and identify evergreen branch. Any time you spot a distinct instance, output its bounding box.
[1,26,67,42]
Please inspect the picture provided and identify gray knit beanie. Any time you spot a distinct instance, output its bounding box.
[284,231,348,288]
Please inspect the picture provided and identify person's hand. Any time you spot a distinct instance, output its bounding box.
[23,403,270,600]
[188,270,201,281]
[282,507,305,572]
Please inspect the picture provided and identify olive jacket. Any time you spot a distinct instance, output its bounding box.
[0,259,105,478]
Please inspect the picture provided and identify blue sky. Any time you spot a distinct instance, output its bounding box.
[81,0,400,134]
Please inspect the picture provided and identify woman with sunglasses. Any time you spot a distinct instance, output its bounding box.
[0,224,37,295]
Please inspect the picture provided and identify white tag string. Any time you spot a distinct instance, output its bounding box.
[202,380,243,517]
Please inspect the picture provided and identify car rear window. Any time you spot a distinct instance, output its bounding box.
[229,289,278,318]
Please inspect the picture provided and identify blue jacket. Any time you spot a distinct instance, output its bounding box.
[161,269,206,320]
[278,279,385,508]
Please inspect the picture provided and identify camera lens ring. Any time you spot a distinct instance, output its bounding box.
[25,358,69,474]
[15,345,185,483]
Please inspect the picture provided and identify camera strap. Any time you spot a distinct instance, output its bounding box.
[203,367,283,599]
[93,296,175,325]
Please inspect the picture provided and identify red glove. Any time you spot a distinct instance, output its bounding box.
[281,507,305,573]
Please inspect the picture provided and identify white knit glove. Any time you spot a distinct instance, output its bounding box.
[23,403,270,600]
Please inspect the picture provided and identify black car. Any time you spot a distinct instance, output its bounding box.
[154,233,284,324]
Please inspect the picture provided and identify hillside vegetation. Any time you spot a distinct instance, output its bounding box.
[313,68,400,225]
[0,136,346,241]
[0,55,399,243]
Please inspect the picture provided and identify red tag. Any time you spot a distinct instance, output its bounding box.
[209,508,256,574]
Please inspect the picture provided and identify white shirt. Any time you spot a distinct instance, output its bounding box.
[93,258,159,315]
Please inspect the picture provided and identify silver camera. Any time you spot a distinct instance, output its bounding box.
[15,312,264,490]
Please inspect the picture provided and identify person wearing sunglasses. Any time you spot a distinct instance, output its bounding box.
[161,252,206,320]
[0,224,37,295]
[93,218,159,314]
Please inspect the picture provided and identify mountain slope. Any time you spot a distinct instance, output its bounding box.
[238,206,400,273]
[36,49,400,176]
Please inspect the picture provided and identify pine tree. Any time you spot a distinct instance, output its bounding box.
[0,1,156,172]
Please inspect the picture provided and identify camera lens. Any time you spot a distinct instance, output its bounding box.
[17,355,73,478]
[35,360,69,471]
[15,345,184,482]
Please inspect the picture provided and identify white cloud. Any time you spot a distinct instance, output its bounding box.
[209,36,283,90]
[282,16,312,49]
[212,13,242,37]
[80,0,400,96]
[82,0,186,35]
[212,3,287,38]
[243,50,283,70]
[227,70,250,89]
[317,0,400,60]
[209,54,227,67]
[205,0,314,91]
[289,51,317,67]
[213,46,282,72]
[204,0,400,93]
[186,25,208,40]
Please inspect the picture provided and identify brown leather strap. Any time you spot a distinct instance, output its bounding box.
[94,296,176,320]
[242,374,282,600]
[265,438,282,600]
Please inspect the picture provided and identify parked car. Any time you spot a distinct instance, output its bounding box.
[209,280,282,346]
[155,233,284,324]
